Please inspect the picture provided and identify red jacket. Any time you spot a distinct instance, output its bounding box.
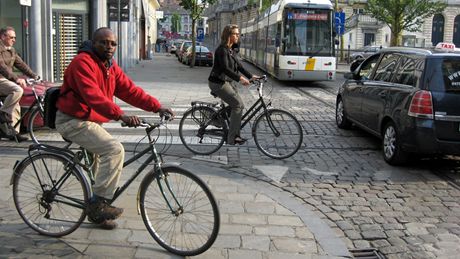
[57,48,161,123]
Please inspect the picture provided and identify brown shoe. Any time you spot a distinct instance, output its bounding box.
[87,199,123,223]
[97,219,118,230]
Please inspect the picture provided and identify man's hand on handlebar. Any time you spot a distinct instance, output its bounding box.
[16,78,27,88]
[120,114,142,127]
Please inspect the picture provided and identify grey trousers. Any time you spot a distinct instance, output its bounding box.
[55,111,124,199]
[0,78,23,133]
[209,81,244,144]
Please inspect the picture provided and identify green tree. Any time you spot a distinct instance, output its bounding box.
[366,0,446,46]
[171,13,181,34]
[180,0,217,67]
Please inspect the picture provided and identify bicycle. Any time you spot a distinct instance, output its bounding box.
[0,78,56,144]
[10,114,220,256]
[179,75,303,159]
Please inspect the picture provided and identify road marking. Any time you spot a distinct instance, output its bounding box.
[253,165,289,183]
[302,167,338,176]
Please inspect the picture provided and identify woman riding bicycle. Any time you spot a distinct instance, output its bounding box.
[208,24,260,145]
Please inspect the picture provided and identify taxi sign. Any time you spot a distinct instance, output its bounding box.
[435,42,456,52]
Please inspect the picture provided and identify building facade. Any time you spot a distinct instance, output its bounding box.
[342,0,460,50]
[205,0,460,52]
[0,0,161,82]
[157,6,192,39]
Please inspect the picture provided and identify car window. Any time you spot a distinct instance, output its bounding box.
[442,58,460,91]
[373,53,399,82]
[393,57,416,87]
[358,54,380,80]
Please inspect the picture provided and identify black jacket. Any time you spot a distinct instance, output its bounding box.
[208,44,252,84]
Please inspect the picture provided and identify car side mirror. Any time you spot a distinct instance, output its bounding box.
[344,72,361,80]
[344,72,354,79]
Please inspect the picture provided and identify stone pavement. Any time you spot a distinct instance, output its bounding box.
[0,55,352,258]
[0,147,349,259]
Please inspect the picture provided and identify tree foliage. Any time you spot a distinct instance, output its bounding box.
[180,0,217,67]
[366,0,446,46]
[171,13,181,33]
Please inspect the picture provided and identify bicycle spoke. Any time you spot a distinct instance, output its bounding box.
[13,154,88,237]
[254,109,303,159]
[140,167,219,256]
[179,106,225,155]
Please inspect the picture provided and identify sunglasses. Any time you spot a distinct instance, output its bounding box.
[97,40,117,47]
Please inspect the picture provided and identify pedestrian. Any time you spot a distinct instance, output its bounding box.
[54,27,174,230]
[0,26,40,142]
[208,24,260,145]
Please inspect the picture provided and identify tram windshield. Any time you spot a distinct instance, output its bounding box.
[282,8,333,56]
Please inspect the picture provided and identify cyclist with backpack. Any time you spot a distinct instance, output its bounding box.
[54,27,174,229]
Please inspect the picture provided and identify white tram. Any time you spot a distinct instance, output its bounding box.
[240,0,336,81]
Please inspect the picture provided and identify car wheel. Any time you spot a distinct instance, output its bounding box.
[382,121,408,165]
[336,97,352,129]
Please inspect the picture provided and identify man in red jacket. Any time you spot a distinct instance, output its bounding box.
[55,27,174,229]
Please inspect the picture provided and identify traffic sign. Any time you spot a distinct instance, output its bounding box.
[197,28,204,42]
[335,12,345,36]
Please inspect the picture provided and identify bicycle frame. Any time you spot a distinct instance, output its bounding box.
[24,119,184,215]
[216,78,280,137]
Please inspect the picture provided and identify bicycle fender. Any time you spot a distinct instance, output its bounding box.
[135,163,183,214]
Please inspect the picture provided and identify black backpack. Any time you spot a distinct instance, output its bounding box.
[43,87,61,129]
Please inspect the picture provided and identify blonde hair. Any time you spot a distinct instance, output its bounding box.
[220,24,239,46]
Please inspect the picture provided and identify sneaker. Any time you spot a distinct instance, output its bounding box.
[87,198,123,223]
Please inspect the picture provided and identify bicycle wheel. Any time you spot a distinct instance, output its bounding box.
[253,108,303,159]
[28,107,58,144]
[12,153,89,237]
[139,166,220,256]
[179,106,225,155]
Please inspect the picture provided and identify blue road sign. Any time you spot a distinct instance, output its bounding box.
[335,12,345,36]
[197,28,204,42]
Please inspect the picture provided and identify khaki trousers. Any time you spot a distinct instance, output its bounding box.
[209,81,244,144]
[55,111,124,199]
[0,78,23,133]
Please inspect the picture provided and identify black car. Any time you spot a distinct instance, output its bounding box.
[182,46,213,66]
[336,46,460,165]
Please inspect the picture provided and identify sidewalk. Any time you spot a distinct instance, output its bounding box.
[0,55,351,258]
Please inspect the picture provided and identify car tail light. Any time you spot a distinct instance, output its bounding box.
[408,90,434,119]
[206,53,213,58]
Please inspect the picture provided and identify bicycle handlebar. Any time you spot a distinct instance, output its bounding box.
[120,112,173,129]
[25,78,42,86]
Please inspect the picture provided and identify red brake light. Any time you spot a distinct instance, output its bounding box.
[408,90,433,119]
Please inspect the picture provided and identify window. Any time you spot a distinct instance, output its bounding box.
[373,54,399,82]
[442,58,460,90]
[454,15,460,48]
[358,54,380,80]
[393,57,416,86]
[282,8,333,56]
[432,14,445,46]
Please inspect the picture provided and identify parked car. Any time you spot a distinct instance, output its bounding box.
[173,40,184,57]
[182,46,213,66]
[336,44,460,165]
[350,45,384,62]
[177,41,193,62]
[169,42,177,54]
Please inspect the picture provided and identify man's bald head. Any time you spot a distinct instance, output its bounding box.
[92,27,117,62]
